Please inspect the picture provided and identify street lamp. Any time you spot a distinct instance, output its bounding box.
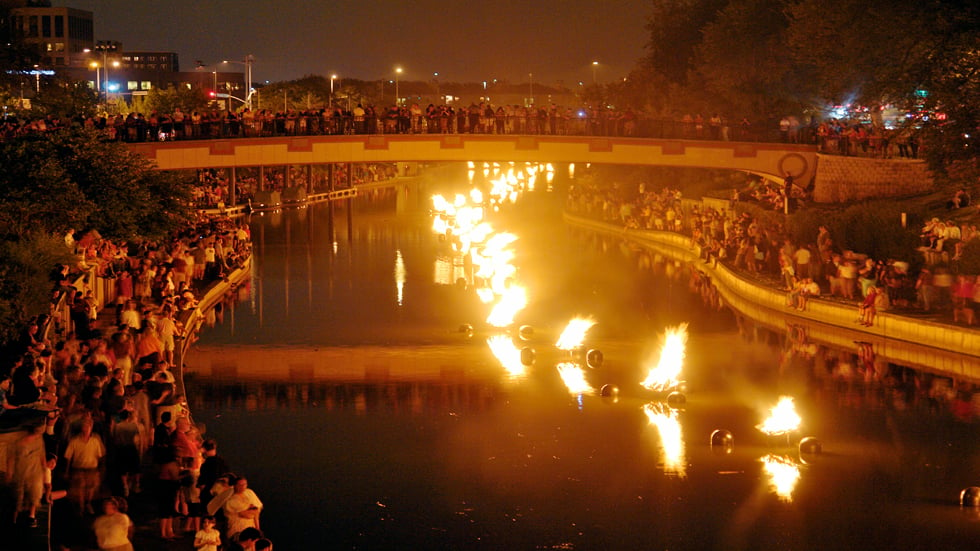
[89,61,101,93]
[592,61,599,84]
[222,55,254,110]
[433,72,440,103]
[92,41,120,105]
[529,72,534,106]
[330,74,337,105]
[105,60,119,100]
[394,66,402,106]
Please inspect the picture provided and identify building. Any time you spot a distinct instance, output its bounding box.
[4,0,94,68]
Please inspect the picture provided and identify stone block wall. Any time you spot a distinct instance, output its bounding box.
[812,154,934,203]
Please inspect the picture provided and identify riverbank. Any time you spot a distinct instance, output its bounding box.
[563,212,980,382]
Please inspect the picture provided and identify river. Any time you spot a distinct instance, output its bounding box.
[183,165,980,550]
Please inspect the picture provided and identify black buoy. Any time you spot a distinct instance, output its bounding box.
[586,349,604,368]
[710,429,734,450]
[520,347,535,366]
[666,392,686,408]
[798,436,823,455]
[600,384,619,404]
[458,324,474,337]
[518,325,534,341]
[961,487,980,507]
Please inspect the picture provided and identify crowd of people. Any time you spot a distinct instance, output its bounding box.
[0,214,276,550]
[566,173,980,330]
[2,103,912,153]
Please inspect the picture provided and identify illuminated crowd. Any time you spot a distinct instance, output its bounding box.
[565,173,980,328]
[0,215,275,550]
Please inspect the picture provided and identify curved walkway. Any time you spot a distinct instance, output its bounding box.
[563,212,980,382]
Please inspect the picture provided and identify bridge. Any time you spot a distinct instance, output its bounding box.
[128,134,817,186]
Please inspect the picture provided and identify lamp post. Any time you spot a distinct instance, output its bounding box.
[222,55,254,110]
[92,41,119,105]
[330,74,337,105]
[394,66,402,106]
[529,72,534,106]
[433,72,440,103]
[592,60,599,84]
[89,61,100,93]
[105,60,119,102]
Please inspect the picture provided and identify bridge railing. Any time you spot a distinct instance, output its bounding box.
[106,114,798,145]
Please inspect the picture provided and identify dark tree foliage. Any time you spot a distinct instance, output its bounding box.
[0,127,196,241]
[0,234,75,348]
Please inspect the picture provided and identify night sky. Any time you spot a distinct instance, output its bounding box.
[66,0,652,86]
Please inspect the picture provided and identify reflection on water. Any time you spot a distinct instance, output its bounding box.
[184,175,980,550]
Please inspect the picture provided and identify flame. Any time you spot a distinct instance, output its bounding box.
[555,317,596,350]
[487,335,526,379]
[394,250,406,306]
[762,454,801,501]
[641,324,688,391]
[643,402,687,477]
[486,285,527,328]
[757,396,802,436]
[557,362,594,395]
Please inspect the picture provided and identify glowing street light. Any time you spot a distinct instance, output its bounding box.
[222,54,254,110]
[394,66,403,106]
[591,60,599,84]
[433,71,440,102]
[88,61,101,92]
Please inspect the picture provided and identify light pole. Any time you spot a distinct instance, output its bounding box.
[330,74,337,106]
[92,41,119,105]
[529,72,534,106]
[105,60,119,102]
[433,72,440,103]
[222,55,254,110]
[89,61,100,93]
[592,60,599,84]
[394,67,402,106]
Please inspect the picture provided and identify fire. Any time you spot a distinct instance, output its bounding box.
[757,396,802,436]
[486,335,526,379]
[641,324,688,392]
[761,454,801,502]
[643,403,687,477]
[557,362,594,395]
[486,285,527,328]
[555,317,596,350]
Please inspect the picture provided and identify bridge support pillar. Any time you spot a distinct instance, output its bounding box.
[229,167,237,206]
[259,166,266,191]
[307,165,313,194]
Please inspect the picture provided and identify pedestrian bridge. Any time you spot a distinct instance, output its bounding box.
[128,135,817,185]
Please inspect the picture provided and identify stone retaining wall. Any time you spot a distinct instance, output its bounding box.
[813,154,934,203]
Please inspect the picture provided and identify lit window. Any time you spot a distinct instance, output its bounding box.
[127,81,138,91]
[141,81,152,90]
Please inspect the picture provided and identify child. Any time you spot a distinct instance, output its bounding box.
[194,515,221,551]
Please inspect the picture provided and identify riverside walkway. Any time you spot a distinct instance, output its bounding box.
[564,212,980,383]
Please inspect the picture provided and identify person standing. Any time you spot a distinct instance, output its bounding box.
[194,516,221,551]
[64,417,106,515]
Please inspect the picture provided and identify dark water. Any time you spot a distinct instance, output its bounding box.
[184,173,980,550]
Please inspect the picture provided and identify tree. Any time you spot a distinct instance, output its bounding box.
[0,128,196,241]
[0,233,75,348]
[30,76,99,119]
[144,85,211,116]
[693,0,804,119]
